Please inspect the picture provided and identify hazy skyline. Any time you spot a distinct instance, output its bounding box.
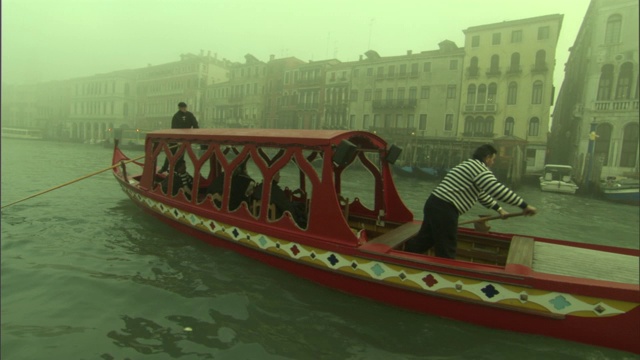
[2,0,590,91]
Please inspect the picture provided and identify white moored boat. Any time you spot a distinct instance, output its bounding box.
[539,164,579,194]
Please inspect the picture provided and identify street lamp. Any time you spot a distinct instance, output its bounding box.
[585,117,598,192]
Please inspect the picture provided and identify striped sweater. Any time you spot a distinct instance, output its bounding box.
[432,159,527,215]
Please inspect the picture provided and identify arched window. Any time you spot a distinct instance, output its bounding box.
[535,50,546,70]
[490,55,500,73]
[528,117,540,136]
[477,84,487,104]
[594,123,612,166]
[531,81,543,104]
[620,123,639,167]
[504,117,515,136]
[510,52,520,72]
[475,116,485,135]
[464,116,474,134]
[467,84,476,104]
[507,82,518,105]
[597,65,614,100]
[616,62,633,99]
[485,116,495,136]
[605,14,622,44]
[487,83,497,104]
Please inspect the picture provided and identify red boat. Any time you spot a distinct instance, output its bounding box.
[112,129,640,354]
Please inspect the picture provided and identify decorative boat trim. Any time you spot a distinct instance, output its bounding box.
[121,185,637,319]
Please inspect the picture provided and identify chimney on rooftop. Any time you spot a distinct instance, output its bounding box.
[407,50,412,55]
[270,54,275,61]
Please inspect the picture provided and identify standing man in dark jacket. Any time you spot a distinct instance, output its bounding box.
[172,102,199,129]
[159,102,199,173]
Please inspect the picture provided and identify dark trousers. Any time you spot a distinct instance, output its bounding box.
[405,195,459,259]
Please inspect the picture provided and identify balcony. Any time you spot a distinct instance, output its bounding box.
[461,132,496,138]
[372,99,417,110]
[593,100,639,112]
[531,63,548,73]
[463,103,498,113]
[506,66,522,75]
[297,102,320,110]
[485,67,501,77]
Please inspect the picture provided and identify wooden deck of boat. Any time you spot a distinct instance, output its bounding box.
[533,242,639,285]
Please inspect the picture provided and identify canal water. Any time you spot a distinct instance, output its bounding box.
[2,138,638,359]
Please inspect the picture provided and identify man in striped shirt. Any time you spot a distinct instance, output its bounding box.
[405,144,537,259]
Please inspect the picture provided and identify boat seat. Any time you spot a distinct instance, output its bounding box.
[505,236,534,271]
[561,175,571,182]
[543,173,553,181]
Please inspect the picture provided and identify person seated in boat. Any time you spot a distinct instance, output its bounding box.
[229,162,256,211]
[253,172,307,227]
[161,158,194,199]
[405,144,537,259]
[206,172,225,206]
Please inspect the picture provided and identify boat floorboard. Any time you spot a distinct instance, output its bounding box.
[533,242,639,285]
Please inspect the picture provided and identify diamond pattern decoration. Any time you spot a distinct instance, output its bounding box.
[120,188,632,319]
[422,274,438,287]
[481,284,499,299]
[549,295,572,310]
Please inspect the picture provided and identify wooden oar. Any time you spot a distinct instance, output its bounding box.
[459,212,525,225]
[459,212,525,233]
[1,153,147,210]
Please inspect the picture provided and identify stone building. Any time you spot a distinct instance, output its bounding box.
[549,0,638,189]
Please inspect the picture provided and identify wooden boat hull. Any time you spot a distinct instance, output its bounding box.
[539,180,579,194]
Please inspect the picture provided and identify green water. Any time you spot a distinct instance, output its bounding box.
[2,138,638,359]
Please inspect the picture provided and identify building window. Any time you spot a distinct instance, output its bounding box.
[388,65,395,77]
[377,67,384,78]
[373,114,381,127]
[471,35,480,47]
[485,116,495,135]
[620,123,639,167]
[594,123,612,166]
[445,114,453,131]
[528,117,540,136]
[504,117,514,135]
[363,114,370,130]
[420,86,430,99]
[509,52,521,72]
[490,55,500,73]
[409,87,417,100]
[538,26,550,40]
[605,14,622,44]
[411,63,419,76]
[407,114,415,128]
[511,30,522,43]
[396,114,404,128]
[531,81,543,104]
[487,83,497,104]
[597,64,614,100]
[507,82,518,105]
[423,62,431,72]
[616,62,633,99]
[469,56,479,76]
[386,88,394,100]
[464,116,474,134]
[397,87,405,101]
[399,64,407,76]
[419,114,427,130]
[364,89,372,101]
[534,50,547,70]
[449,60,458,70]
[447,85,457,99]
[384,114,393,127]
[467,84,476,104]
[477,84,487,104]
[492,33,501,45]
[367,68,373,76]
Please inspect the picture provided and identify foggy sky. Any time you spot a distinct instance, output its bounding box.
[1,0,590,90]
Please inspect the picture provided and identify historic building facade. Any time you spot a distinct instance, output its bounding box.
[461,14,564,176]
[549,0,638,187]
